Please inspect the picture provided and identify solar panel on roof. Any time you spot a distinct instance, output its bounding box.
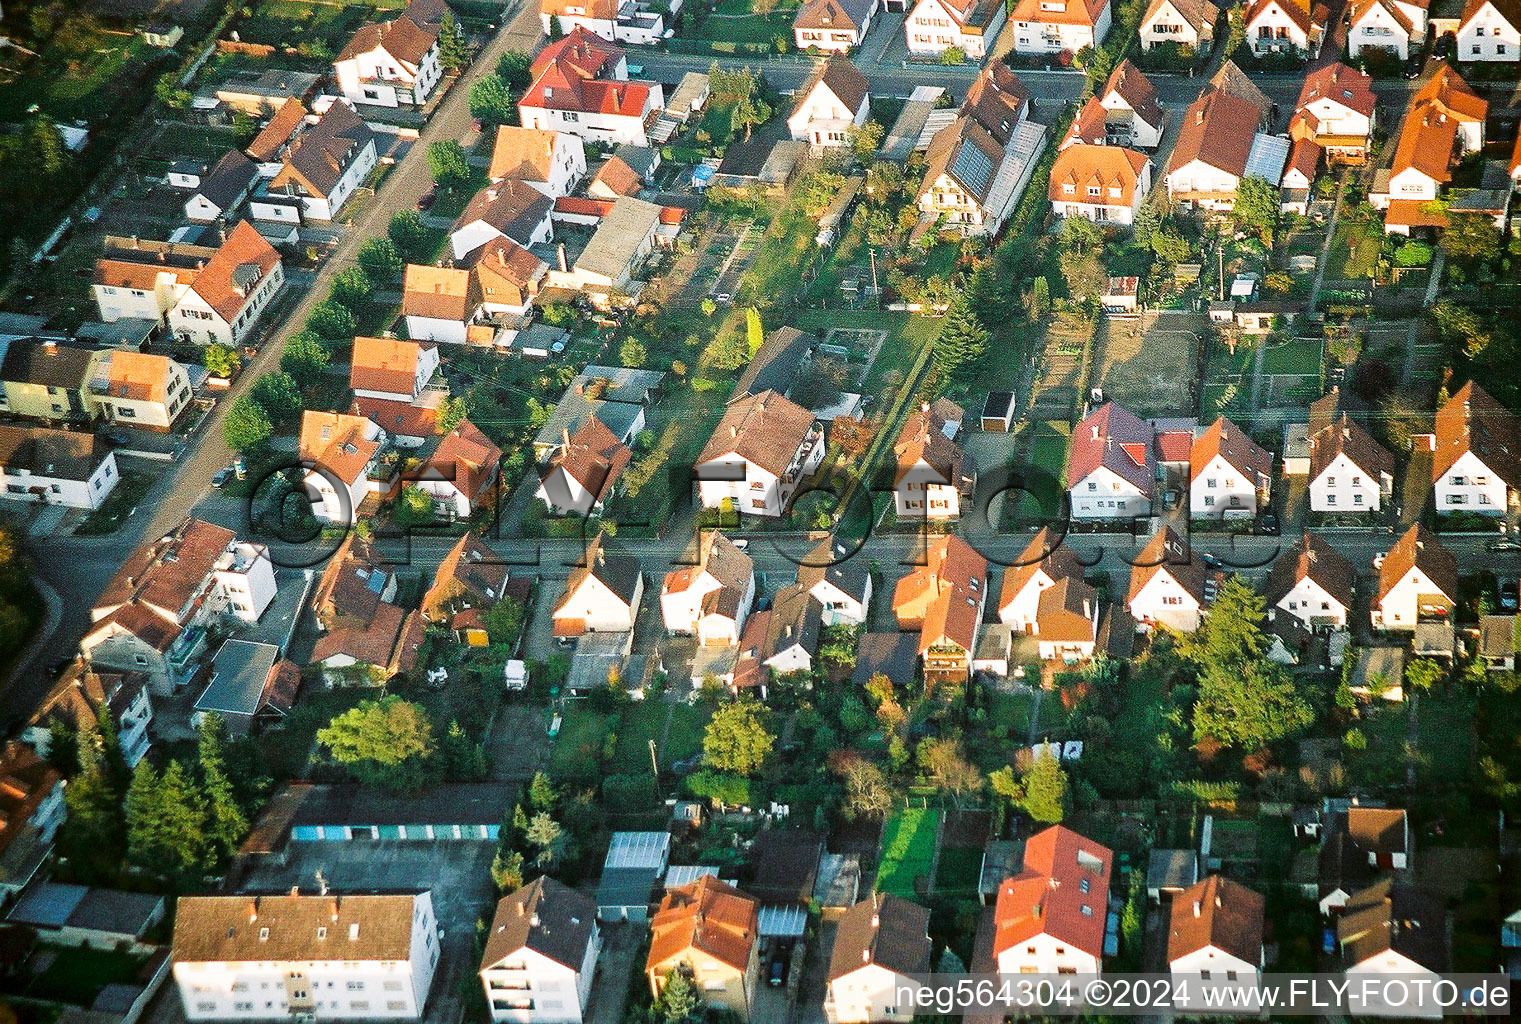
[951,138,995,199]
[366,572,386,594]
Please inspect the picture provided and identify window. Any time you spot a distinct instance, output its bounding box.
[259,927,269,940]
[1352,494,1363,505]
[1326,494,1336,505]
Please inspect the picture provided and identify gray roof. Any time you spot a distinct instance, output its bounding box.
[284,101,376,198]
[797,536,871,603]
[195,150,258,212]
[733,326,816,400]
[597,865,659,910]
[8,882,163,937]
[482,877,597,971]
[288,782,514,827]
[216,68,322,100]
[195,639,280,718]
[850,632,920,685]
[606,831,671,869]
[612,144,659,180]
[575,197,662,283]
[1146,849,1199,891]
[880,86,946,162]
[534,366,665,452]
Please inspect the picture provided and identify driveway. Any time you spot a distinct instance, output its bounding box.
[585,922,642,1024]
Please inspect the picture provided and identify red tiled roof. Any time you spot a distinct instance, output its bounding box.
[994,826,1113,960]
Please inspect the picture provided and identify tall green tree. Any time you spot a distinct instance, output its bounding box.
[317,696,436,791]
[1441,213,1503,268]
[307,301,357,341]
[701,700,774,776]
[469,75,518,129]
[1019,755,1069,823]
[496,51,533,90]
[524,811,565,867]
[330,265,371,311]
[126,759,208,876]
[932,292,989,382]
[1182,576,1314,749]
[58,723,126,880]
[202,343,239,378]
[357,237,405,282]
[428,140,471,188]
[653,967,701,1024]
[223,394,272,452]
[1231,176,1279,242]
[437,11,468,70]
[745,307,764,355]
[281,330,331,377]
[198,715,249,865]
[251,372,302,423]
[529,770,558,812]
[389,210,433,262]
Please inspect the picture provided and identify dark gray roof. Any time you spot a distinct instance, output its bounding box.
[0,337,98,390]
[195,639,280,718]
[289,782,514,827]
[796,536,871,603]
[196,150,258,212]
[482,877,597,971]
[285,101,376,197]
[8,882,163,937]
[751,829,823,904]
[733,326,816,400]
[612,144,659,180]
[851,632,920,685]
[597,865,659,910]
[0,426,109,482]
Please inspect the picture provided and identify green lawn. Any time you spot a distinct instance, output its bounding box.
[1007,420,1070,527]
[1260,337,1323,376]
[75,468,156,536]
[0,30,159,123]
[236,0,407,49]
[548,705,616,781]
[664,701,713,763]
[610,701,669,774]
[933,846,983,899]
[27,946,148,1004]
[1347,689,1477,791]
[876,807,940,898]
[1325,219,1383,280]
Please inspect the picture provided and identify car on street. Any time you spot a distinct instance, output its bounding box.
[212,466,234,488]
[1488,539,1521,553]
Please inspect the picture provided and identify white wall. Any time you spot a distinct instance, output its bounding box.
[1309,452,1387,512]
[1069,466,1150,520]
[1457,3,1520,60]
[1000,571,1056,633]
[1275,577,1347,628]
[995,933,1101,975]
[1129,571,1202,632]
[555,574,640,632]
[337,42,442,107]
[1190,455,1264,517]
[1433,450,1508,514]
[0,448,118,510]
[1012,0,1110,53]
[810,575,870,626]
[1139,0,1205,49]
[172,262,285,347]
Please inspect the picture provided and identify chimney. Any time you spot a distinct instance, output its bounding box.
[530,913,540,927]
[731,425,738,438]
[1196,109,1204,125]
[861,948,870,963]
[289,885,300,898]
[871,913,880,928]
[563,428,571,451]
[248,899,259,922]
[1091,426,1100,441]
[42,339,56,353]
[557,243,569,273]
[517,901,526,916]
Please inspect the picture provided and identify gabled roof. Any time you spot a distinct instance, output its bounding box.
[351,396,439,440]
[961,64,1029,147]
[1141,0,1220,33]
[999,527,1084,613]
[1035,576,1099,643]
[828,893,932,981]
[1069,401,1154,494]
[312,533,392,629]
[272,100,376,200]
[1413,64,1488,123]
[1206,61,1272,124]
[402,264,479,322]
[1102,60,1164,130]
[544,415,632,503]
[893,535,988,654]
[1008,0,1110,26]
[925,115,1006,204]
[925,0,1008,31]
[791,56,870,121]
[0,425,111,482]
[423,532,512,619]
[1296,62,1377,120]
[1190,416,1271,484]
[351,336,430,396]
[1459,0,1521,32]
[1374,524,1458,604]
[698,389,817,478]
[521,30,652,120]
[488,126,562,182]
[419,419,502,502]
[338,10,438,65]
[993,825,1113,960]
[647,875,759,974]
[591,153,644,198]
[1308,412,1391,483]
[1262,531,1356,612]
[1049,144,1150,208]
[1349,0,1415,34]
[483,877,598,972]
[664,530,754,604]
[1167,876,1264,967]
[96,517,234,623]
[1338,879,1447,971]
[733,326,816,400]
[455,181,554,247]
[187,221,281,322]
[247,97,308,162]
[793,0,876,32]
[1127,526,1210,605]
[194,150,258,211]
[1242,0,1321,35]
[310,601,418,670]
[104,351,178,404]
[796,536,872,604]
[557,532,642,612]
[894,403,967,487]
[1433,380,1521,485]
[0,337,98,390]
[0,742,61,859]
[174,893,424,964]
[1168,89,1259,179]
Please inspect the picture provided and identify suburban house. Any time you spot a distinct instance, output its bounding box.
[1166,876,1265,980]
[1242,0,1325,56]
[1263,532,1356,630]
[824,894,932,1024]
[88,350,194,431]
[192,639,301,736]
[1431,381,1520,515]
[252,100,379,223]
[533,366,663,461]
[0,338,101,425]
[518,29,665,147]
[1339,880,1447,974]
[1067,401,1156,521]
[558,196,664,297]
[1165,89,1288,210]
[182,150,258,223]
[1189,416,1271,519]
[1280,138,1320,214]
[7,881,165,949]
[536,416,633,515]
[646,876,761,1021]
[589,146,658,199]
[1373,67,1486,231]
[480,877,601,1024]
[1347,0,1426,59]
[167,221,284,347]
[893,402,974,520]
[411,419,502,519]
[309,591,424,685]
[1127,526,1213,633]
[25,659,154,768]
[334,0,442,108]
[797,536,873,627]
[300,410,389,523]
[1479,615,1518,672]
[1048,144,1152,225]
[730,582,825,692]
[352,394,441,449]
[245,96,308,162]
[915,64,1045,237]
[696,390,824,518]
[207,68,322,115]
[83,518,275,694]
[0,742,66,895]
[1305,407,1394,513]
[1288,63,1376,164]
[465,236,550,316]
[1034,577,1101,662]
[1008,0,1111,53]
[993,825,1113,974]
[351,337,441,404]
[1063,60,1164,150]
[1137,0,1218,52]
[998,527,1085,633]
[904,0,1009,58]
[787,56,871,149]
[421,532,517,627]
[171,892,440,1021]
[450,181,556,261]
[0,426,119,510]
[312,534,399,632]
[1319,805,1414,912]
[660,530,756,644]
[1372,524,1457,631]
[1457,0,1521,61]
[92,235,214,328]
[892,534,988,683]
[402,264,482,344]
[793,0,879,51]
[489,125,587,196]
[552,532,643,638]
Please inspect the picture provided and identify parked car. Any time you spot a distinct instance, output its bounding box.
[416,190,436,211]
[1488,539,1521,553]
[212,466,234,488]
[1501,580,1519,612]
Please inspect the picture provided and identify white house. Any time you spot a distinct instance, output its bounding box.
[480,878,601,1024]
[660,531,755,644]
[904,0,1009,59]
[1008,0,1112,53]
[411,420,501,520]
[797,536,873,627]
[1167,876,1265,980]
[998,527,1084,633]
[1127,526,1211,633]
[183,151,258,224]
[401,265,479,345]
[731,583,824,693]
[1347,0,1423,59]
[1264,532,1354,630]
[696,390,825,519]
[1189,416,1272,519]
[1372,524,1457,631]
[518,30,664,147]
[450,181,556,262]
[536,417,632,516]
[1432,381,1520,515]
[1164,89,1281,210]
[1067,401,1155,521]
[1307,415,1393,513]
[252,100,378,223]
[350,337,441,404]
[300,411,388,524]
[1242,0,1323,56]
[172,891,440,1021]
[993,826,1112,975]
[25,660,155,769]
[167,221,284,348]
[893,402,972,520]
[1034,577,1101,662]
[786,56,871,149]
[1457,0,1520,61]
[1289,62,1377,164]
[1048,144,1152,225]
[93,237,209,327]
[488,126,587,196]
[88,350,194,432]
[207,541,278,624]
[551,533,643,638]
[824,895,932,1024]
[334,6,442,108]
[793,0,879,51]
[1094,60,1164,149]
[1137,0,1219,52]
[0,426,118,510]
